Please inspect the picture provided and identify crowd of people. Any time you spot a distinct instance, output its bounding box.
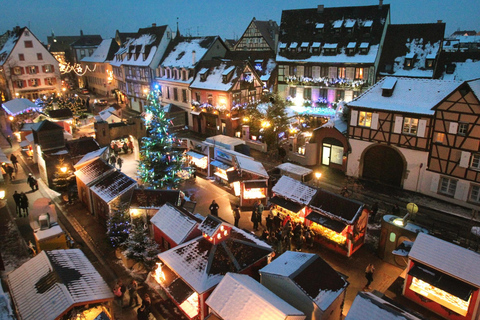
[113,279,153,320]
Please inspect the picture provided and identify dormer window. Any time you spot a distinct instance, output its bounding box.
[300,42,309,52]
[345,19,356,33]
[222,66,235,83]
[315,23,324,31]
[363,20,373,33]
[198,68,208,82]
[289,42,298,52]
[323,43,337,56]
[182,70,187,81]
[359,42,370,55]
[346,42,356,56]
[311,42,321,54]
[404,53,416,68]
[381,77,397,97]
[425,53,436,69]
[279,43,287,53]
[333,20,343,33]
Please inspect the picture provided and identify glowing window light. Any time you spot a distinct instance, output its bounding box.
[179,292,199,318]
[409,277,470,316]
[233,181,241,196]
[243,188,266,199]
[217,234,221,239]
[309,223,347,245]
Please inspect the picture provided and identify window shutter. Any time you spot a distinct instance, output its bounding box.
[312,66,320,78]
[459,151,471,168]
[28,79,32,86]
[350,110,358,126]
[371,113,379,130]
[394,116,403,133]
[20,67,24,74]
[449,122,458,134]
[297,66,304,78]
[344,90,353,102]
[36,66,39,73]
[42,65,46,73]
[51,64,54,72]
[454,181,468,200]
[430,175,440,192]
[329,67,337,79]
[346,67,355,80]
[417,120,427,137]
[44,78,48,85]
[23,80,27,87]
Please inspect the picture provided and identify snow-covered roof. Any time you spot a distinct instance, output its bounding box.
[311,42,321,48]
[359,42,369,48]
[7,249,113,320]
[0,282,14,320]
[236,155,268,177]
[162,37,218,68]
[277,44,379,64]
[81,38,114,63]
[90,170,137,203]
[74,158,114,185]
[206,135,245,148]
[409,233,480,287]
[333,20,344,28]
[74,147,107,168]
[206,273,306,320]
[279,43,287,49]
[2,99,41,116]
[276,162,313,176]
[34,225,64,241]
[323,43,337,49]
[345,292,423,320]
[348,77,461,115]
[158,226,272,294]
[289,42,298,49]
[0,28,21,65]
[469,79,480,101]
[150,203,199,245]
[345,19,356,28]
[260,251,347,311]
[441,60,480,82]
[272,176,317,205]
[389,39,441,78]
[190,62,242,91]
[347,42,356,48]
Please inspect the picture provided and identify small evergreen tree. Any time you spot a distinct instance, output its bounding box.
[51,157,75,191]
[137,87,185,189]
[123,219,160,270]
[106,205,131,249]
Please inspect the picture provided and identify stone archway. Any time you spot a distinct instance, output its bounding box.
[362,145,404,187]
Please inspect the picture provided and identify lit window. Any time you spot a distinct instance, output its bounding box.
[469,185,480,203]
[403,117,419,135]
[405,59,412,68]
[298,146,305,155]
[434,132,445,144]
[471,154,480,170]
[458,123,468,135]
[389,232,396,242]
[304,88,311,100]
[439,177,457,196]
[289,87,296,98]
[338,67,346,78]
[358,111,372,127]
[355,68,364,79]
[44,65,53,73]
[28,66,37,74]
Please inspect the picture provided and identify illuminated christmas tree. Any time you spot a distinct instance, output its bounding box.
[123,219,159,269]
[106,205,131,249]
[138,86,185,189]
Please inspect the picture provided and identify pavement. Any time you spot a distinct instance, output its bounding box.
[0,103,476,320]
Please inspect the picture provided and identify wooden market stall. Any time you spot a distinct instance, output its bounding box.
[306,189,368,257]
[404,233,480,320]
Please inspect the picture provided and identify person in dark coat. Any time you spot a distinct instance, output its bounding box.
[12,191,21,216]
[110,154,116,167]
[209,200,219,217]
[233,205,241,227]
[27,173,37,191]
[265,212,274,234]
[370,202,379,223]
[137,293,152,320]
[117,157,123,171]
[10,154,18,171]
[6,165,14,181]
[256,201,264,228]
[273,213,282,231]
[122,142,129,154]
[20,192,28,216]
[251,206,259,231]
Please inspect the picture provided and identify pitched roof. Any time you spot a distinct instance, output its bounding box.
[206,273,305,320]
[158,225,272,293]
[272,176,317,205]
[81,38,119,62]
[378,23,445,78]
[236,155,268,177]
[308,188,364,225]
[2,98,40,116]
[74,147,108,168]
[74,158,115,185]
[90,170,137,203]
[346,292,423,320]
[160,36,221,68]
[0,26,24,65]
[190,60,254,91]
[233,18,278,52]
[277,4,389,64]
[7,249,113,320]
[348,77,461,115]
[47,35,82,52]
[408,233,480,287]
[260,251,347,311]
[150,203,201,244]
[65,137,101,159]
[129,188,181,208]
[46,108,73,119]
[33,120,64,132]
[70,34,103,47]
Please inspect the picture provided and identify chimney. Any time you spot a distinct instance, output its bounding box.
[379,0,383,9]
[152,23,156,27]
[192,50,196,65]
[80,29,84,36]
[317,5,324,13]
[437,20,443,24]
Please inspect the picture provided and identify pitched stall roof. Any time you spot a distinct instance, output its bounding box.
[2,99,41,116]
[74,158,115,185]
[129,188,181,208]
[272,176,317,205]
[348,77,461,115]
[260,251,348,311]
[276,162,313,176]
[378,23,445,78]
[74,147,108,168]
[277,4,390,64]
[408,233,480,288]
[346,292,423,320]
[158,220,272,294]
[46,108,73,119]
[150,203,201,244]
[7,249,113,320]
[236,155,268,177]
[206,273,305,320]
[90,170,137,203]
[65,137,101,160]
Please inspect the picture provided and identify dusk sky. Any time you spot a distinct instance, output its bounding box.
[4,0,479,43]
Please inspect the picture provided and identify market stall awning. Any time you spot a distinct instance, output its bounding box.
[2,98,40,116]
[269,196,304,213]
[187,151,206,159]
[306,211,347,233]
[227,170,242,183]
[211,160,231,170]
[244,180,268,189]
[408,263,475,301]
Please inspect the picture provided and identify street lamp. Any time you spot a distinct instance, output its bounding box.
[402,202,418,226]
[315,171,322,187]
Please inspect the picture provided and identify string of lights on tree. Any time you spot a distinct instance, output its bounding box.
[137,85,186,189]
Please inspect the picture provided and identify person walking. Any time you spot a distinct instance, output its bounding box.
[6,165,14,181]
[273,213,282,231]
[251,205,259,231]
[128,280,139,307]
[113,279,126,307]
[110,154,116,167]
[6,135,12,147]
[20,192,29,216]
[266,212,274,234]
[137,293,152,320]
[364,263,375,290]
[233,205,241,227]
[256,201,264,228]
[27,173,38,191]
[10,154,18,171]
[370,202,379,223]
[12,191,21,216]
[117,157,123,171]
[209,200,219,217]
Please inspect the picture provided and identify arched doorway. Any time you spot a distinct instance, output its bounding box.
[362,145,404,186]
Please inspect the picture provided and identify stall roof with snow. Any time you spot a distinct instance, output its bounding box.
[276,163,313,177]
[345,292,423,320]
[348,77,461,115]
[74,146,108,168]
[90,170,137,204]
[7,249,113,320]
[150,203,201,245]
[235,155,268,177]
[408,233,480,288]
[2,99,41,116]
[158,217,272,294]
[129,188,181,208]
[260,251,348,312]
[272,176,317,205]
[74,158,115,186]
[206,273,306,320]
[206,135,246,149]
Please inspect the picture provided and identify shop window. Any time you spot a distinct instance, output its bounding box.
[355,68,364,80]
[304,88,311,100]
[458,123,468,135]
[18,54,25,61]
[297,146,305,155]
[337,67,346,78]
[358,111,372,127]
[439,177,457,196]
[434,132,445,144]
[469,185,480,203]
[24,40,33,48]
[389,232,396,242]
[471,154,480,170]
[403,117,419,135]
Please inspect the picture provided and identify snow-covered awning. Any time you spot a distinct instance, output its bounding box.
[187,151,206,159]
[2,99,41,116]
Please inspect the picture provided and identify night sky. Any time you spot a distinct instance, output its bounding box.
[4,0,479,43]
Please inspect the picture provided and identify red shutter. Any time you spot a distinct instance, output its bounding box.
[42,65,46,73]
[13,81,16,88]
[51,65,54,72]
[20,67,24,74]
[23,80,27,88]
[36,66,39,74]
[52,78,56,84]
[28,79,32,86]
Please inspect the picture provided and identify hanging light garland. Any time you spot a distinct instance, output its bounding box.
[59,62,97,76]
